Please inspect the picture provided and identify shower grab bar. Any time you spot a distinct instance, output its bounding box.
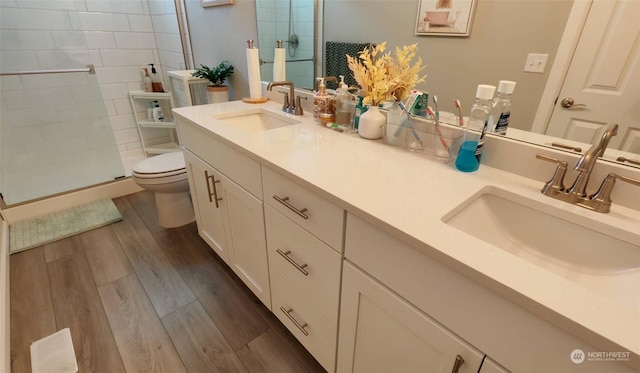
[260,58,314,65]
[0,64,95,76]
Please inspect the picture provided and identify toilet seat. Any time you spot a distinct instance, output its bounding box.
[132,151,186,179]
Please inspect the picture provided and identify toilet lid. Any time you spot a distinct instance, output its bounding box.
[132,151,186,175]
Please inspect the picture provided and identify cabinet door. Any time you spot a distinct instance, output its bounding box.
[337,261,484,373]
[183,149,230,264]
[218,172,271,308]
[480,357,510,373]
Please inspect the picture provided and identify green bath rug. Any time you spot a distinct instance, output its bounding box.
[9,198,122,254]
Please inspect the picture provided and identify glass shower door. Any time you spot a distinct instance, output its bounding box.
[0,66,125,205]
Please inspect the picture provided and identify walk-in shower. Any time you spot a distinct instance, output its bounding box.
[0,0,189,206]
[255,0,317,90]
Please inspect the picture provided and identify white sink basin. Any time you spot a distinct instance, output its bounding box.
[442,186,640,308]
[213,109,301,132]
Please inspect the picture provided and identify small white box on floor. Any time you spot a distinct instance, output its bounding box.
[30,328,78,373]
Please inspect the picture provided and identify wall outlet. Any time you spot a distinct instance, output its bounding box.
[524,53,549,73]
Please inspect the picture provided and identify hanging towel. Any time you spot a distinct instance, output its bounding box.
[325,41,372,90]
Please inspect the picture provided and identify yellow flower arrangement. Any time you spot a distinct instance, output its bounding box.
[347,42,426,106]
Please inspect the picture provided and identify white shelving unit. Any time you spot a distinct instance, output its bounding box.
[129,90,179,156]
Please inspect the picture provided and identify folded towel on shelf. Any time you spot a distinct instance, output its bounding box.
[325,41,372,90]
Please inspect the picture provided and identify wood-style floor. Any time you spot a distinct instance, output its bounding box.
[10,191,326,373]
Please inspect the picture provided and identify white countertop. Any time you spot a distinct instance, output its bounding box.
[173,100,640,361]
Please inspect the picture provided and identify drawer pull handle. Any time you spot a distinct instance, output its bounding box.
[276,249,309,276]
[451,355,464,373]
[273,195,309,220]
[280,307,309,336]
[204,170,222,208]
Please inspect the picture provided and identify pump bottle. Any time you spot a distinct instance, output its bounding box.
[313,78,335,125]
[335,75,354,131]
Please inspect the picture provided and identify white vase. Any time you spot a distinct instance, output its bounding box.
[358,105,385,139]
[207,86,230,104]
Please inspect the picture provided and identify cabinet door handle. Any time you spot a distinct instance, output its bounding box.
[204,170,222,208]
[450,355,464,373]
[279,307,309,336]
[276,249,309,276]
[273,195,309,220]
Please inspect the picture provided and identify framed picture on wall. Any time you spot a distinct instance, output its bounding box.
[415,0,476,36]
[201,0,233,7]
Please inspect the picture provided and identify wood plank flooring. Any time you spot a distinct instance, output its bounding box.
[10,191,325,373]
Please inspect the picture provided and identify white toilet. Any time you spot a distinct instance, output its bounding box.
[131,151,195,228]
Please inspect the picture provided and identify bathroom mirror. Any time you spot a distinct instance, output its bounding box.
[253,0,639,168]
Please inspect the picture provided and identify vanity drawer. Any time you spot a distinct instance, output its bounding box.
[262,166,344,251]
[271,268,337,372]
[265,205,342,320]
[177,119,262,199]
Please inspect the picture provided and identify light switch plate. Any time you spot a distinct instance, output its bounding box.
[524,53,549,73]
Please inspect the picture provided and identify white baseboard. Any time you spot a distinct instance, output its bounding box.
[1,218,9,373]
[2,178,143,224]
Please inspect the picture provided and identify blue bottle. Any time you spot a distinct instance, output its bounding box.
[455,84,496,172]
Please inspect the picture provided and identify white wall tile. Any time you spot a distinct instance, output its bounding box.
[2,87,74,109]
[103,99,116,116]
[68,10,82,30]
[0,8,72,30]
[109,113,135,131]
[52,31,87,49]
[128,14,153,32]
[99,83,131,100]
[0,51,40,71]
[95,66,142,83]
[78,12,130,32]
[113,98,132,114]
[21,73,88,89]
[84,31,116,48]
[85,0,144,14]
[113,127,141,145]
[89,49,103,66]
[0,30,56,50]
[69,84,104,103]
[0,76,24,91]
[15,0,78,10]
[151,14,178,33]
[35,50,92,69]
[113,31,156,49]
[100,49,153,66]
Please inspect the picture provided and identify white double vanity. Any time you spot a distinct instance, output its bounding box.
[173,98,640,373]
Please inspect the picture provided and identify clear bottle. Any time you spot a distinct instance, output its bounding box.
[335,75,354,131]
[455,84,496,172]
[353,95,367,129]
[384,101,407,146]
[313,77,335,125]
[488,80,516,135]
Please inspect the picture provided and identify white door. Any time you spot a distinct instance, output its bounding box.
[545,0,640,154]
[337,261,484,373]
[183,149,230,264]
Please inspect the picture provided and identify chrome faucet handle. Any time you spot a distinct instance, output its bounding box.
[536,154,568,195]
[588,173,640,213]
[277,90,290,112]
[294,96,307,115]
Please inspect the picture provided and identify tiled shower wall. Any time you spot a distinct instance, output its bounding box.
[0,0,186,189]
[256,0,316,90]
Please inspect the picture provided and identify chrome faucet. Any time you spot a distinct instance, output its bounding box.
[267,80,303,115]
[536,123,639,212]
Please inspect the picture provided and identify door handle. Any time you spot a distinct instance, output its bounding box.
[560,97,586,109]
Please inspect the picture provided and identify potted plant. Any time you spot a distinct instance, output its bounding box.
[192,61,235,103]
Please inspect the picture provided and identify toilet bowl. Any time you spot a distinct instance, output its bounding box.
[131,151,195,228]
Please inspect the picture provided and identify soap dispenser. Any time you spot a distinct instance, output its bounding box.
[313,77,336,125]
[335,75,354,131]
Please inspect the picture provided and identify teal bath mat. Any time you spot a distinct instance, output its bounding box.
[9,198,122,254]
